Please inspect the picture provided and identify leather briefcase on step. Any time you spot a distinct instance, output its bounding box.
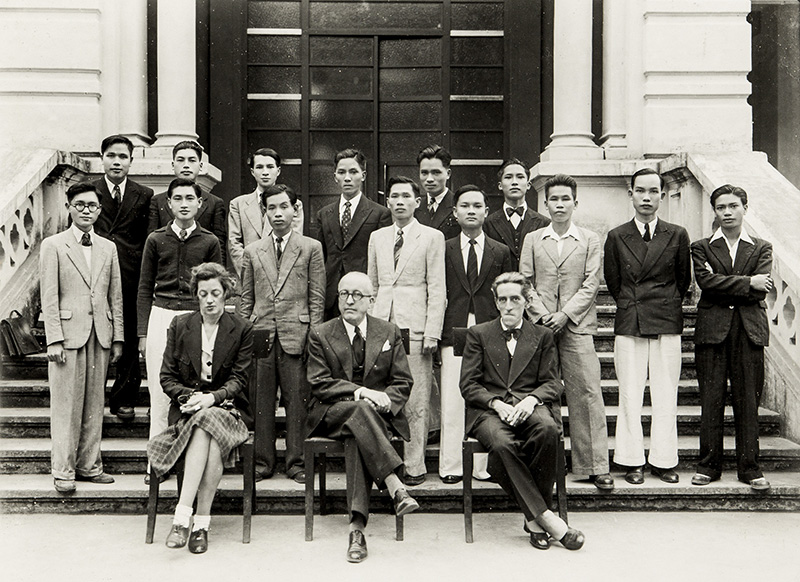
[0,310,41,357]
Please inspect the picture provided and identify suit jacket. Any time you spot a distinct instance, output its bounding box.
[90,177,153,287]
[484,207,551,270]
[368,219,446,341]
[160,311,254,428]
[416,189,461,241]
[40,229,124,350]
[519,226,601,334]
[148,190,228,265]
[306,315,414,439]
[604,219,691,336]
[237,232,325,355]
[459,318,563,434]
[313,196,392,312]
[692,235,772,346]
[228,190,305,278]
[442,234,513,345]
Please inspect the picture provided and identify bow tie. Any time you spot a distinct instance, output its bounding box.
[505,206,524,217]
[502,328,521,341]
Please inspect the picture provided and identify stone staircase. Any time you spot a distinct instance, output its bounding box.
[2,289,799,515]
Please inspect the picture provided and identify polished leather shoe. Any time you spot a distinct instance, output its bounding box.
[393,489,420,516]
[559,528,585,551]
[523,522,550,550]
[347,530,368,563]
[404,473,426,487]
[590,473,615,491]
[54,479,76,493]
[76,472,115,484]
[625,466,645,485]
[113,406,135,421]
[650,466,679,483]
[441,475,462,485]
[166,524,190,549]
[749,477,771,492]
[188,529,208,554]
[691,473,714,486]
[290,471,306,484]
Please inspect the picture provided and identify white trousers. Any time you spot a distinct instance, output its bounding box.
[613,334,681,469]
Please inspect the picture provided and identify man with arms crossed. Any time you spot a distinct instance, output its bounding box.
[368,176,446,486]
[306,272,419,563]
[520,174,613,490]
[604,168,691,484]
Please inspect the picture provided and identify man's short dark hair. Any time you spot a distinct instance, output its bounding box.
[262,183,297,206]
[100,135,133,156]
[630,167,665,191]
[66,182,100,203]
[247,147,281,168]
[498,158,530,180]
[172,140,204,160]
[544,174,578,201]
[190,262,236,299]
[453,184,488,206]
[167,178,202,198]
[416,144,452,168]
[386,176,421,199]
[491,271,533,299]
[710,184,748,207]
[334,148,367,170]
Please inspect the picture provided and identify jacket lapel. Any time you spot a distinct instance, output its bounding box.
[344,199,370,248]
[393,223,421,282]
[447,239,471,295]
[557,236,579,267]
[486,320,510,387]
[474,239,495,292]
[495,216,517,250]
[619,220,648,267]
[274,234,301,294]
[362,315,382,378]
[431,190,453,228]
[211,313,236,381]
[64,236,92,287]
[542,235,560,267]
[639,220,672,277]
[112,185,141,228]
[732,239,755,274]
[184,313,203,380]
[507,321,540,388]
[330,318,353,381]
[91,239,108,287]
[255,241,278,292]
[196,192,210,222]
[325,205,344,250]
[244,193,264,236]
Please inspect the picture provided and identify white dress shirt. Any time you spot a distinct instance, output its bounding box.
[340,192,362,225]
[104,176,127,202]
[460,232,485,273]
[541,223,582,257]
[504,202,527,229]
[71,225,94,271]
[710,227,754,264]
[171,221,197,238]
[201,323,220,383]
[500,319,523,356]
[634,216,658,239]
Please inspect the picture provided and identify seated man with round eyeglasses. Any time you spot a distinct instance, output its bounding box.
[306,271,418,563]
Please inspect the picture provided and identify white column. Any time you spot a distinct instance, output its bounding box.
[152,0,198,148]
[118,0,150,145]
[540,0,603,161]
[600,0,627,156]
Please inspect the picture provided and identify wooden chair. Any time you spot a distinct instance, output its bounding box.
[145,431,256,544]
[462,435,568,543]
[304,436,405,542]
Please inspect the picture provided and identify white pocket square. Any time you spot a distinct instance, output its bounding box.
[381,340,392,352]
[704,261,714,274]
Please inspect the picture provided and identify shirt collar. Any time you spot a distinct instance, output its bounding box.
[71,224,94,244]
[104,176,127,197]
[634,217,658,236]
[340,192,362,213]
[500,319,523,332]
[394,218,417,235]
[342,316,367,341]
[273,230,291,244]
[710,227,754,245]
[428,189,447,204]
[170,221,197,238]
[541,223,581,242]
[460,231,485,250]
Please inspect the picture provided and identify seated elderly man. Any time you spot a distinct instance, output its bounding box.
[306,271,419,563]
[460,271,584,551]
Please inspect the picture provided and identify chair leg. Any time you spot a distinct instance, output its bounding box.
[145,467,160,544]
[556,436,569,524]
[463,444,474,543]
[305,443,314,541]
[242,441,254,544]
[319,453,327,515]
[395,514,404,541]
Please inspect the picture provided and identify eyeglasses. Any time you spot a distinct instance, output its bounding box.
[338,290,371,301]
[68,202,101,212]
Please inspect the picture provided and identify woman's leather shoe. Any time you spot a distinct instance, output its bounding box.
[188,529,208,554]
[559,528,585,551]
[165,524,189,549]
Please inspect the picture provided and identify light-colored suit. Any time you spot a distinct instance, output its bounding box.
[40,228,124,480]
[228,190,305,278]
[519,225,609,475]
[368,218,445,476]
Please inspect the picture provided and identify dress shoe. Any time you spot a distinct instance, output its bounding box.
[523,522,550,550]
[54,479,76,494]
[113,406,135,421]
[254,472,273,483]
[76,472,115,484]
[165,524,190,549]
[441,475,462,485]
[188,529,208,554]
[393,489,420,517]
[590,473,615,491]
[691,473,714,486]
[749,477,771,492]
[347,530,368,563]
[559,528,585,551]
[290,471,306,484]
[404,473,426,487]
[624,466,645,485]
[650,466,679,484]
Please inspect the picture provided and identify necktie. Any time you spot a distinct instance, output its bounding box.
[81,232,92,247]
[643,222,651,242]
[428,196,437,215]
[394,229,404,269]
[353,326,365,368]
[179,228,187,241]
[505,206,524,217]
[502,328,520,342]
[275,236,283,263]
[466,239,478,289]
[113,184,121,204]
[341,201,352,240]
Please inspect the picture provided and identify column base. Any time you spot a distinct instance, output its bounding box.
[601,134,629,160]
[540,134,604,161]
[151,131,200,150]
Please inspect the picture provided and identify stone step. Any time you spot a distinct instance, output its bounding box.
[593,328,696,352]
[600,379,699,406]
[3,435,798,475]
[0,405,780,439]
[597,352,697,380]
[596,305,697,329]
[1,353,147,380]
[1,470,798,514]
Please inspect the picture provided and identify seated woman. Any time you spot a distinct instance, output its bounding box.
[147,262,253,554]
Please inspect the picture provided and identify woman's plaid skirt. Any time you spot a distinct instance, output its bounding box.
[147,407,249,478]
